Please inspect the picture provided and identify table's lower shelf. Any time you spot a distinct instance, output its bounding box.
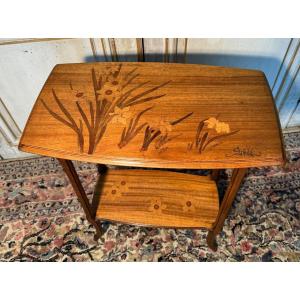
[94,169,219,229]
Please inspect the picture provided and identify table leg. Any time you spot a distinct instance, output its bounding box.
[97,164,108,174]
[207,168,248,251]
[210,169,221,182]
[58,158,102,241]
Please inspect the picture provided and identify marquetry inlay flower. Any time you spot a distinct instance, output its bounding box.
[153,119,173,135]
[69,84,87,100]
[106,76,124,89]
[150,199,163,213]
[182,200,196,214]
[204,117,218,129]
[106,65,121,77]
[109,180,129,200]
[110,106,132,125]
[204,117,231,134]
[215,122,230,134]
[109,185,122,200]
[97,83,122,102]
[42,64,170,156]
[73,91,85,99]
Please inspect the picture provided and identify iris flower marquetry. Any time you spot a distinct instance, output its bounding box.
[153,119,173,136]
[41,64,170,154]
[140,112,193,152]
[204,117,231,134]
[110,107,132,125]
[188,116,239,153]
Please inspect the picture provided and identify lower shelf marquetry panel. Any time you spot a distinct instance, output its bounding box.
[94,169,219,229]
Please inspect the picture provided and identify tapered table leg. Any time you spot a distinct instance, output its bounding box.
[58,158,102,240]
[207,168,248,251]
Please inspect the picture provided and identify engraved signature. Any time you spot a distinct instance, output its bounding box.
[226,146,262,158]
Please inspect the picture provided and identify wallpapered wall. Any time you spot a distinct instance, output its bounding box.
[0,38,299,159]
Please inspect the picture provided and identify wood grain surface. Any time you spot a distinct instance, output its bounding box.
[94,169,219,228]
[19,62,285,169]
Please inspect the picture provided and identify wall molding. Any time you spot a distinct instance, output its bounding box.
[108,38,118,62]
[0,38,70,46]
[0,97,29,159]
[101,38,112,61]
[271,39,293,92]
[0,97,22,146]
[275,39,300,128]
[136,38,144,62]
[274,39,300,109]
[89,38,98,61]
[162,38,188,63]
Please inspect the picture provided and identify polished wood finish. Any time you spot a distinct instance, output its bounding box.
[58,158,102,240]
[18,62,286,251]
[207,168,248,251]
[19,62,285,169]
[94,169,219,228]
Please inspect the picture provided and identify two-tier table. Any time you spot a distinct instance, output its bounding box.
[19,62,285,251]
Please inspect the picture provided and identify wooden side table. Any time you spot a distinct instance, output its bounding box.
[19,62,285,251]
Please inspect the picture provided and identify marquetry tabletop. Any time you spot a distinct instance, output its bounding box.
[19,62,285,169]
